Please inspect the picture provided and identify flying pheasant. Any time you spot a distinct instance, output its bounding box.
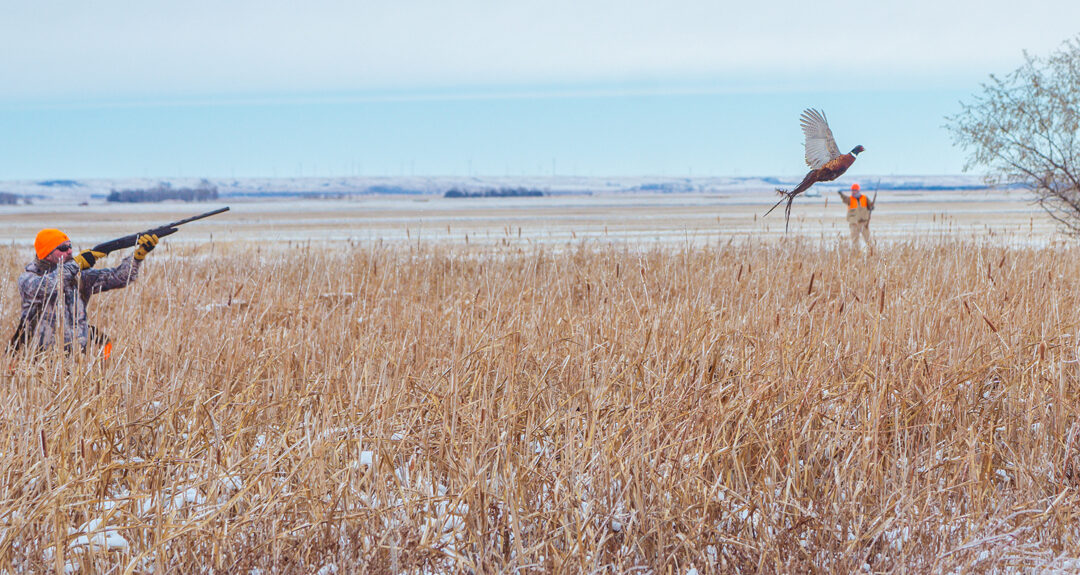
[765,108,865,230]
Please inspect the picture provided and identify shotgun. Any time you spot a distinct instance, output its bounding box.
[868,179,880,219]
[92,206,230,254]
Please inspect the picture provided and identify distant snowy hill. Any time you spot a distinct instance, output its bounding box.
[0,174,1001,203]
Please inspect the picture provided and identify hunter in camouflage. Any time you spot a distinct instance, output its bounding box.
[12,228,159,352]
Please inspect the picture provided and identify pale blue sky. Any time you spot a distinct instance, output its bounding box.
[1,0,1077,179]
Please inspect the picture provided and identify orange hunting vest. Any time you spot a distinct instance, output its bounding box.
[848,195,868,209]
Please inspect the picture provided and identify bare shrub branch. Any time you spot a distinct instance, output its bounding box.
[947,37,1080,234]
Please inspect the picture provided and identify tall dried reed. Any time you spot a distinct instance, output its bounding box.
[1,237,1079,573]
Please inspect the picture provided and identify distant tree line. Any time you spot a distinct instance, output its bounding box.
[0,192,33,205]
[36,180,82,188]
[366,185,424,195]
[633,182,694,193]
[444,187,544,198]
[107,180,219,203]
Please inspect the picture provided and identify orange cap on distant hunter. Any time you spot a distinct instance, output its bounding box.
[34,228,69,259]
[851,183,860,192]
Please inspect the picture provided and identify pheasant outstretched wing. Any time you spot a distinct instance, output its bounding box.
[800,109,841,169]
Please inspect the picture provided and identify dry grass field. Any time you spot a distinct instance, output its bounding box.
[3,233,1080,573]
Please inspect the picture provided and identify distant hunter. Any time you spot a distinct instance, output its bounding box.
[838,183,874,250]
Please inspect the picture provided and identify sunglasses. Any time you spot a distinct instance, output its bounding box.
[55,243,72,253]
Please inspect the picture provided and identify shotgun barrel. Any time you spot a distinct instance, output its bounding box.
[92,206,230,254]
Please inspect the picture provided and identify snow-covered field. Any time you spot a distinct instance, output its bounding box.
[0,177,1059,250]
[0,174,996,203]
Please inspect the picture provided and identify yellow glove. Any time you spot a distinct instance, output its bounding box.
[73,249,106,270]
[134,234,159,260]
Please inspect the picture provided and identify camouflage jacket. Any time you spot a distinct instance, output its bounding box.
[15,256,140,351]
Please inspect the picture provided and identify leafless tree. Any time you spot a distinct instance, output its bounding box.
[947,37,1080,234]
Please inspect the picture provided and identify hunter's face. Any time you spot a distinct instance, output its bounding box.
[47,242,72,264]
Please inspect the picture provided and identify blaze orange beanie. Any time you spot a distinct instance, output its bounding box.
[35,228,70,259]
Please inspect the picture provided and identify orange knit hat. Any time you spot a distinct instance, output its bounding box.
[34,228,70,259]
[851,183,861,192]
